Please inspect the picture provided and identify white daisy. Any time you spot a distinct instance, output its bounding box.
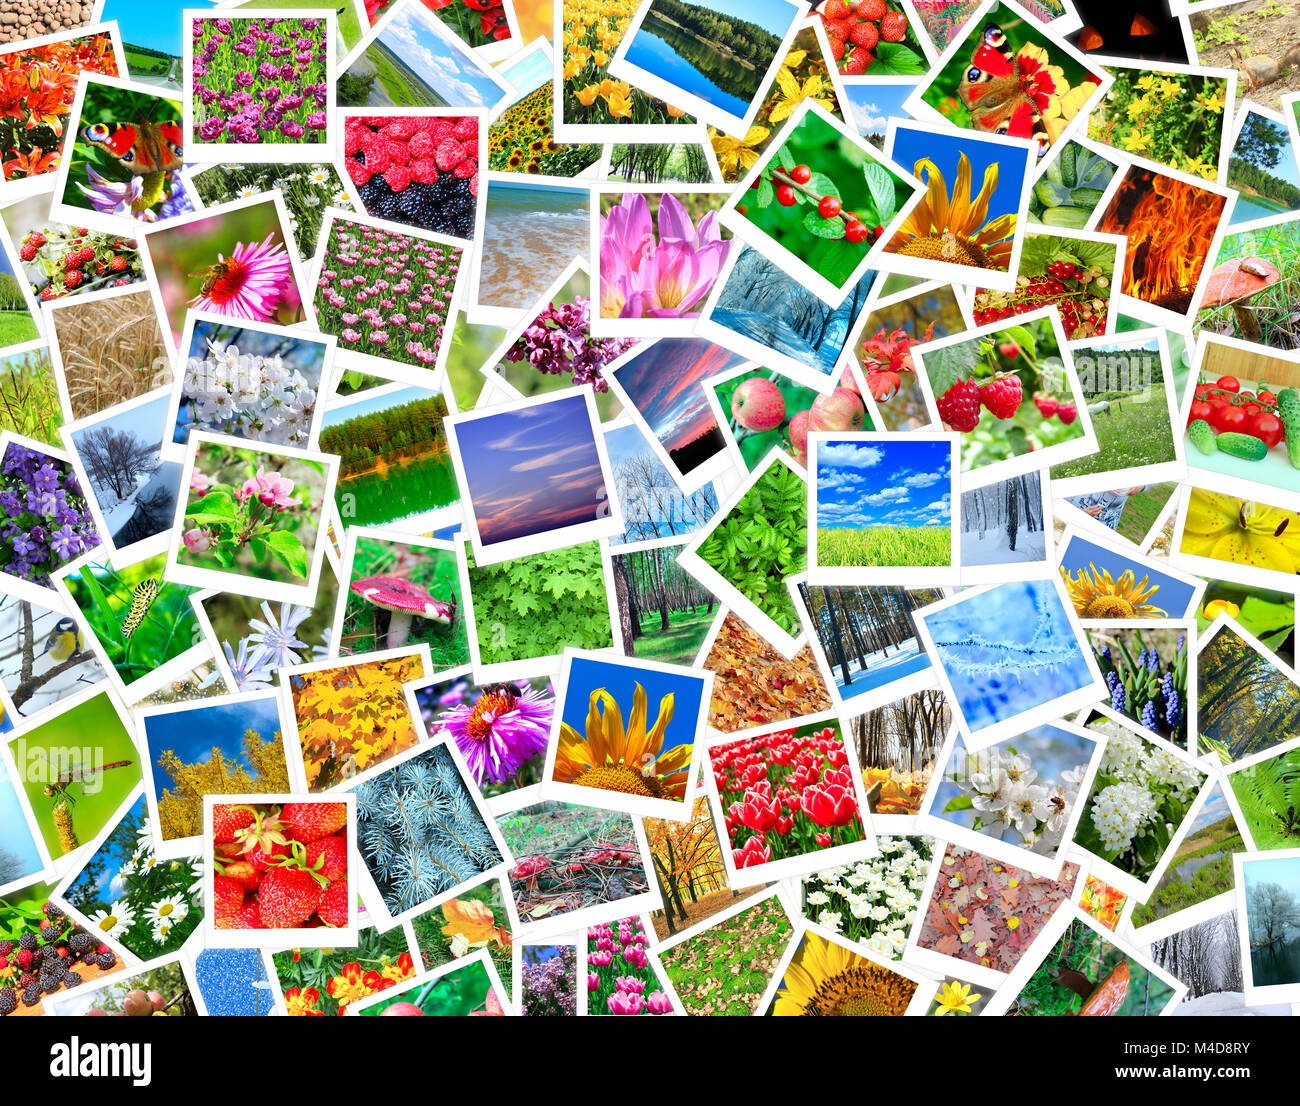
[88,900,135,939]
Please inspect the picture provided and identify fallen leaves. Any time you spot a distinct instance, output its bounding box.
[703,613,831,731]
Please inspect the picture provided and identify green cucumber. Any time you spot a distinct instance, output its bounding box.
[1187,419,1218,455]
[1039,205,1091,228]
[1060,142,1077,188]
[1217,432,1268,461]
[1277,388,1300,468]
[1070,187,1108,207]
[1034,178,1072,208]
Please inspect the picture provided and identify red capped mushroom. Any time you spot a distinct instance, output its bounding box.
[1201,257,1281,343]
[349,574,454,648]
[509,855,552,893]
[1058,960,1130,1016]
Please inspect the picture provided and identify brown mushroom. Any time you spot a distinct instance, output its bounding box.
[349,574,453,648]
[1201,257,1281,343]
[1057,960,1130,1016]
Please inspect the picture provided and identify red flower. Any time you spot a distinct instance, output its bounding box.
[734,836,771,868]
[801,783,858,828]
[734,791,780,834]
[284,985,325,1016]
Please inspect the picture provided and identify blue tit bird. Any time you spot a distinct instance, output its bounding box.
[41,618,83,663]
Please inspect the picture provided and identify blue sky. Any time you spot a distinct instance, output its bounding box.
[562,656,705,756]
[890,123,1027,224]
[845,84,918,137]
[817,438,950,530]
[1187,784,1230,835]
[656,0,802,38]
[500,48,551,103]
[143,696,283,799]
[456,393,607,545]
[73,393,169,454]
[604,422,715,545]
[611,339,742,451]
[69,792,148,900]
[0,756,40,877]
[321,385,434,429]
[1059,536,1197,617]
[378,1,505,107]
[1235,112,1300,187]
[1243,855,1300,896]
[100,0,217,56]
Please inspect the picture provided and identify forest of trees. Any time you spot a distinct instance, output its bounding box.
[1228,114,1300,209]
[646,797,736,939]
[78,425,159,501]
[616,451,718,544]
[1199,625,1300,762]
[0,272,28,313]
[646,0,780,64]
[608,144,712,185]
[961,473,1043,549]
[798,584,942,686]
[614,546,714,650]
[851,689,948,774]
[320,395,450,478]
[155,728,290,840]
[1150,912,1242,999]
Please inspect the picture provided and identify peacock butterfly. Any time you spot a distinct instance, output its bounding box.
[956,24,1050,155]
[80,121,183,176]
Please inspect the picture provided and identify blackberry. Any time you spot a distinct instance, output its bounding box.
[18,972,35,989]
[21,984,41,1007]
[50,961,67,981]
[41,975,61,994]
[69,932,92,955]
[43,904,64,920]
[0,987,14,1015]
[63,971,82,988]
[40,924,60,942]
[0,940,11,954]
[96,951,116,969]
[18,933,37,951]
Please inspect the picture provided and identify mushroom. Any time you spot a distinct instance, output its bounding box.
[1057,960,1130,1016]
[349,574,454,648]
[1201,257,1281,343]
[509,855,552,894]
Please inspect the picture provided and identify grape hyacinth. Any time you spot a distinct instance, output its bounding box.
[1092,631,1188,743]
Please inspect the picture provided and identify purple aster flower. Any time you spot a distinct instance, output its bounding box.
[437,683,554,786]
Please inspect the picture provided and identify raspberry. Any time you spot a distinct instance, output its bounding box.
[64,270,83,289]
[410,158,438,184]
[381,118,416,141]
[110,255,128,271]
[346,157,372,187]
[18,935,36,952]
[823,0,851,17]
[879,10,908,41]
[469,172,478,197]
[383,165,412,192]
[842,47,872,74]
[16,948,32,968]
[856,0,886,18]
[96,951,116,969]
[39,925,59,943]
[1034,395,1059,418]
[937,378,982,432]
[453,116,478,142]
[453,159,475,178]
[343,123,364,157]
[435,138,465,171]
[1058,402,1079,425]
[408,130,434,159]
[979,376,1022,419]
[850,21,879,49]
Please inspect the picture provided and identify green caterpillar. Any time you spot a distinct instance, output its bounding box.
[121,578,159,638]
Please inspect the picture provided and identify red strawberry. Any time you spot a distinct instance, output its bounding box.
[95,262,107,276]
[856,0,886,18]
[829,35,845,61]
[213,804,257,844]
[246,838,292,872]
[850,21,879,49]
[937,378,982,432]
[79,247,95,264]
[236,902,264,928]
[305,835,348,882]
[221,860,262,894]
[113,277,131,286]
[257,867,323,928]
[110,255,128,271]
[317,881,349,928]
[823,0,851,17]
[27,231,45,247]
[62,253,82,271]
[1058,402,1079,425]
[19,243,35,261]
[281,802,348,844]
[63,270,83,289]
[842,47,872,74]
[979,375,1022,419]
[39,286,63,301]
[213,876,245,928]
[879,10,908,41]
[825,17,852,40]
[1034,394,1059,418]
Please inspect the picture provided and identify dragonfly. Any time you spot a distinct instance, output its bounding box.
[43,760,133,807]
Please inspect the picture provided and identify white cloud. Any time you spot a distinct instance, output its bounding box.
[818,442,883,469]
[903,470,943,487]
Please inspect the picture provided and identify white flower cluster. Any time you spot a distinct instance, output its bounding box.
[1091,779,1160,854]
[953,745,1083,855]
[180,339,316,448]
[801,837,930,959]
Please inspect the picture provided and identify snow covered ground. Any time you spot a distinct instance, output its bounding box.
[961,527,1047,567]
[1171,992,1290,1016]
[95,464,180,542]
[836,638,932,701]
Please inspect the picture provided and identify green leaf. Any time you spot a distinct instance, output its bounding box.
[802,210,847,239]
[776,145,795,172]
[807,171,839,200]
[185,509,238,527]
[755,176,774,209]
[266,529,308,578]
[874,41,926,75]
[862,160,898,223]
[942,796,974,812]
[78,565,123,645]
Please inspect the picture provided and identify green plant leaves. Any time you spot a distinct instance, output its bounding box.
[267,529,308,578]
[862,161,897,225]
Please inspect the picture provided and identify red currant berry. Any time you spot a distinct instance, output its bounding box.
[843,220,868,243]
[790,164,812,184]
[818,195,841,219]
[776,183,797,207]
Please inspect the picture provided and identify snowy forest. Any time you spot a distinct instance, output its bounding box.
[73,423,179,547]
[960,472,1045,566]
[1149,913,1242,1003]
[613,448,718,546]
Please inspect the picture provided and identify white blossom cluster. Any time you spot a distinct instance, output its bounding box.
[801,837,930,959]
[1088,719,1204,857]
[179,339,317,448]
[952,745,1085,855]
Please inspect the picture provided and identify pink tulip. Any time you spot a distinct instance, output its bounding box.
[607,990,645,1015]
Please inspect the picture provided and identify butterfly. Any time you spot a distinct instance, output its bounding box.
[957,24,1051,155]
[80,121,183,176]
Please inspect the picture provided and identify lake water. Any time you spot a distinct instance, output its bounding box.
[335,453,458,528]
[624,18,750,117]
[1168,850,1219,885]
[1251,934,1300,988]
[1231,194,1295,225]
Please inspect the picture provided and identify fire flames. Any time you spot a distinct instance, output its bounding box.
[1098,169,1225,313]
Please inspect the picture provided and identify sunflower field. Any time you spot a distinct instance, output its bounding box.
[489,85,602,174]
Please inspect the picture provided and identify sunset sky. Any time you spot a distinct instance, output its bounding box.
[455,393,609,546]
[610,339,745,453]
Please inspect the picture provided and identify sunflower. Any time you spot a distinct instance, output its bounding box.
[1181,490,1300,573]
[552,682,688,799]
[1059,563,1168,618]
[773,933,917,1016]
[887,153,1016,269]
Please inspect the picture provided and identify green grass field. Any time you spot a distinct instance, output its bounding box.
[1050,395,1177,479]
[124,47,171,75]
[817,525,951,568]
[370,40,446,106]
[626,607,714,666]
[1117,482,1178,543]
[0,310,38,349]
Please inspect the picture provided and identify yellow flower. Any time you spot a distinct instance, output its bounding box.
[606,89,633,118]
[1202,598,1240,621]
[575,84,599,107]
[1181,154,1213,180]
[666,103,685,118]
[1060,562,1168,618]
[711,124,769,178]
[769,66,834,124]
[1007,916,1020,930]
[889,152,1015,269]
[1120,129,1151,154]
[1124,95,1152,122]
[773,933,917,1016]
[1156,77,1183,99]
[552,681,689,799]
[1136,74,1157,91]
[934,980,981,1015]
[1180,490,1300,573]
[1196,87,1225,114]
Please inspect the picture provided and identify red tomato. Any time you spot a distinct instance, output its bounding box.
[1216,375,1241,393]
[1189,400,1213,424]
[1258,390,1277,405]
[1240,390,1256,400]
[1216,405,1248,433]
[1195,384,1210,401]
[1243,402,1261,416]
[1250,412,1285,448]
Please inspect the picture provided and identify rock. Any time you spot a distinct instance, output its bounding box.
[0,13,17,25]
